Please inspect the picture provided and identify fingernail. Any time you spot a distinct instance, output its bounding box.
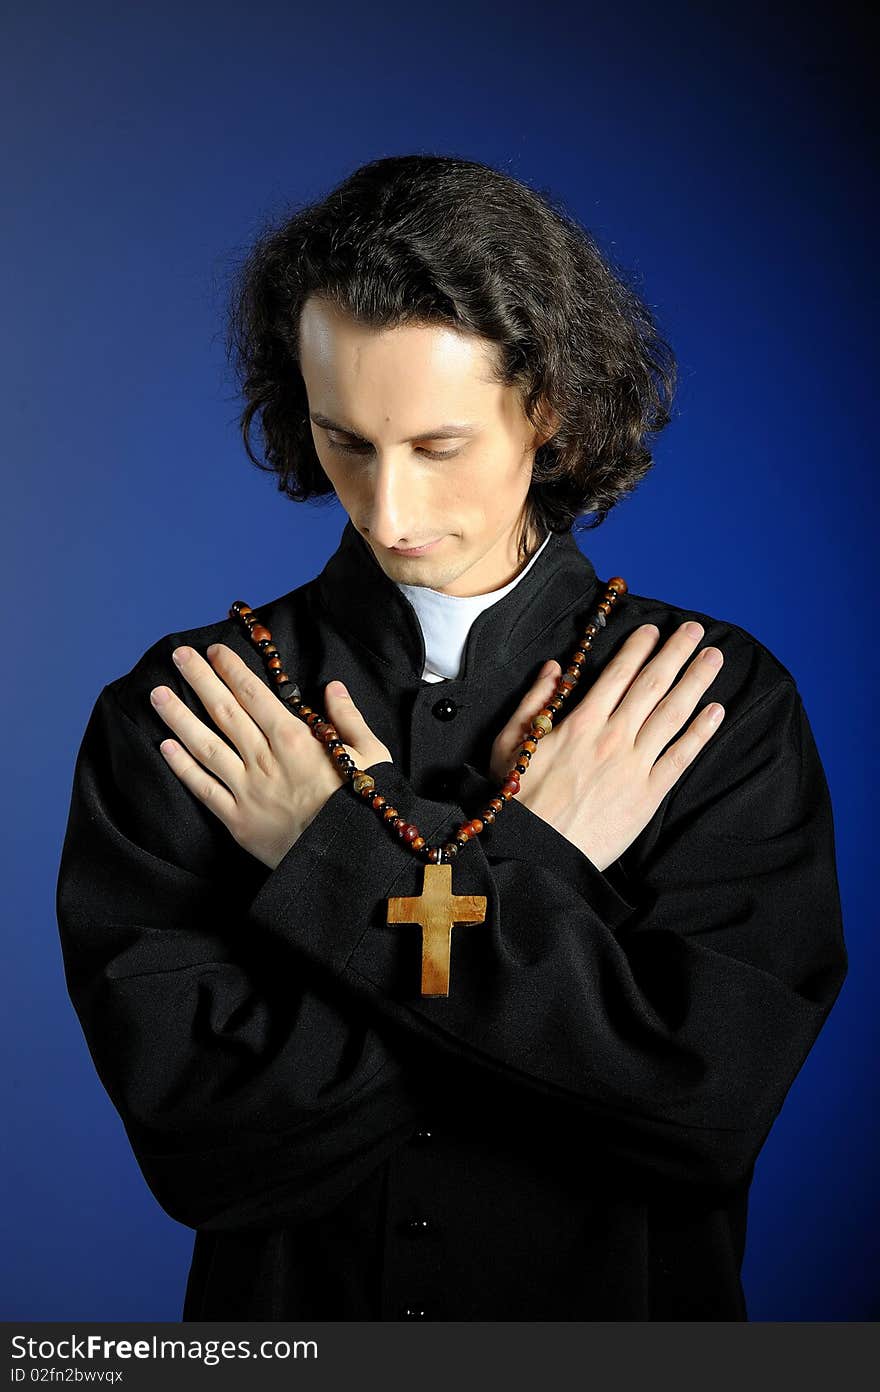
[172,647,190,666]
[151,687,170,705]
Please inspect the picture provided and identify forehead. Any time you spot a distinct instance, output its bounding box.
[297,296,498,396]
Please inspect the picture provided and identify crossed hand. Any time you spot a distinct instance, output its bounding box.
[150,621,723,875]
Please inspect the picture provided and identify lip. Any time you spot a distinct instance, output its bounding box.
[389,537,445,556]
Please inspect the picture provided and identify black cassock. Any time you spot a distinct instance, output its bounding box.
[56,520,848,1320]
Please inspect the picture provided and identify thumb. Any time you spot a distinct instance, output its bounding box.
[498,660,561,744]
[325,680,371,738]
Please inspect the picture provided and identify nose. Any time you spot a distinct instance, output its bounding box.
[361,453,427,551]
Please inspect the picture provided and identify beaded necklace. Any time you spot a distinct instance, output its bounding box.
[230,573,626,998]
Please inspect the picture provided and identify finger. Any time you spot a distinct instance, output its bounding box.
[155,732,240,831]
[646,700,726,801]
[149,682,245,793]
[324,679,384,760]
[577,624,662,719]
[636,644,725,761]
[609,621,710,729]
[174,643,288,768]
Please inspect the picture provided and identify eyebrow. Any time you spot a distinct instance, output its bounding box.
[310,412,481,442]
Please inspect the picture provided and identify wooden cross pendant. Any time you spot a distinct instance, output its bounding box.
[386,863,488,997]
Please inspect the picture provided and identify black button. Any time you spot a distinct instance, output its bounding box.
[432,697,458,721]
[403,1217,433,1236]
[410,1126,434,1145]
[401,1306,428,1319]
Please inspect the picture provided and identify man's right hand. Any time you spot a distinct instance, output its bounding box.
[489,622,726,872]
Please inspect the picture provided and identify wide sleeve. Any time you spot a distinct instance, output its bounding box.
[246,677,849,1194]
[55,681,428,1233]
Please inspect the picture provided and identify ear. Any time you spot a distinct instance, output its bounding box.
[532,399,561,450]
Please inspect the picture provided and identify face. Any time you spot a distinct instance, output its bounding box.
[297,295,555,597]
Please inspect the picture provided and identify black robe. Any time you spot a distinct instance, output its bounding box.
[55,520,848,1320]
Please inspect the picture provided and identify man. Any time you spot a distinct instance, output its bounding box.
[56,155,847,1320]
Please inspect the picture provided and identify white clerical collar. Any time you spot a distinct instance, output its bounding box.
[393,530,553,682]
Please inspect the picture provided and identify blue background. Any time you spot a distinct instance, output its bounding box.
[2,0,874,1321]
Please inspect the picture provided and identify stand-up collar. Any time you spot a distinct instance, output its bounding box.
[314,519,601,683]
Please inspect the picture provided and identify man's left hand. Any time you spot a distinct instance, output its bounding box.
[149,643,392,871]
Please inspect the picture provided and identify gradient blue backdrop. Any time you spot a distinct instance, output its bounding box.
[2,0,874,1322]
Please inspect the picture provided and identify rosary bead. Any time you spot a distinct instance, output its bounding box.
[371,794,387,810]
[442,842,459,857]
[383,807,399,822]
[412,835,426,851]
[607,576,627,594]
[531,714,552,736]
[402,825,420,843]
[352,772,375,794]
[268,656,283,672]
[515,762,528,774]
[594,611,606,628]
[251,624,271,643]
[559,680,574,694]
[428,848,442,864]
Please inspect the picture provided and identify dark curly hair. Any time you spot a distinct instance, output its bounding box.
[224,153,677,564]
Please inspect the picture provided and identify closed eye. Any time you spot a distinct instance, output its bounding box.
[326,436,461,462]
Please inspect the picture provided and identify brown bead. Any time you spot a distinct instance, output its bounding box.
[383,807,399,822]
[559,680,574,693]
[402,825,420,843]
[352,772,375,794]
[371,794,387,810]
[231,601,252,616]
[251,624,271,643]
[268,656,283,671]
[607,576,627,594]
[564,667,579,681]
[523,739,538,754]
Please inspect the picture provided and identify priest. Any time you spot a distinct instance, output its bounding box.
[56,154,848,1321]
